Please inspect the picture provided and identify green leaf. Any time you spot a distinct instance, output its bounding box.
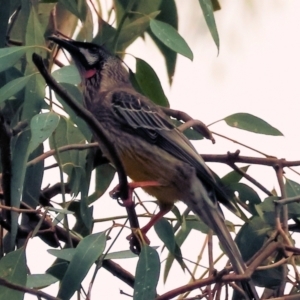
[171,205,182,223]
[133,0,162,17]
[52,65,80,84]
[147,0,178,84]
[116,11,160,51]
[222,166,250,185]
[28,112,60,153]
[48,248,76,262]
[10,130,31,249]
[21,73,45,121]
[25,6,45,61]
[22,145,44,208]
[186,216,210,233]
[235,216,282,288]
[164,216,191,283]
[172,119,204,140]
[154,218,175,253]
[46,261,69,281]
[251,267,284,289]
[0,74,34,104]
[58,232,106,300]
[104,250,138,260]
[285,178,300,197]
[229,182,261,216]
[150,19,193,60]
[26,274,58,288]
[154,218,185,269]
[254,196,278,226]
[68,201,93,237]
[133,245,160,300]
[88,164,116,204]
[134,58,169,107]
[79,178,93,230]
[198,0,220,52]
[59,0,87,21]
[0,46,32,72]
[0,247,27,300]
[224,113,283,136]
[235,216,271,262]
[92,19,117,51]
[0,0,10,48]
[8,1,30,44]
[49,116,87,196]
[76,4,94,42]
[56,83,92,141]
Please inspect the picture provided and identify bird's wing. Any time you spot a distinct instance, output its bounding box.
[111,90,231,207]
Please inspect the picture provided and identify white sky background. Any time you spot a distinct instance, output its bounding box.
[25,0,300,299]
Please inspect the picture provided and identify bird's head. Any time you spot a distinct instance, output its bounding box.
[49,37,130,90]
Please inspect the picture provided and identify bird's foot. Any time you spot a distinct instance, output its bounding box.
[109,181,161,207]
[109,181,162,254]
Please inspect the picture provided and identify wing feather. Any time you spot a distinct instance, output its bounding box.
[111,90,235,209]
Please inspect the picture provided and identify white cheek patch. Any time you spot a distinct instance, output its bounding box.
[79,48,98,65]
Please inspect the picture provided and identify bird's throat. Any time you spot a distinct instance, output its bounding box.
[84,69,96,79]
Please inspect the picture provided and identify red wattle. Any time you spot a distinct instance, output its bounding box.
[84,69,96,78]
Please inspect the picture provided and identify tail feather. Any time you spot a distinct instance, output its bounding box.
[185,188,259,300]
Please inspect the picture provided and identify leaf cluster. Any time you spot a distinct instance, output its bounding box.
[0,1,299,300]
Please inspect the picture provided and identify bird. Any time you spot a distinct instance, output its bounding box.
[49,36,259,300]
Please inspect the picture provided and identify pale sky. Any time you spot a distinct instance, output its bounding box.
[25,1,300,299]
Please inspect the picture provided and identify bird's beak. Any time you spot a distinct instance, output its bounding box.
[49,36,80,57]
[49,36,94,74]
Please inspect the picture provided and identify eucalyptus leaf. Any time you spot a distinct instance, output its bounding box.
[224,113,283,136]
[154,218,175,253]
[0,74,34,104]
[0,46,32,72]
[133,245,160,300]
[0,247,27,300]
[222,166,250,185]
[25,6,45,61]
[285,178,300,197]
[116,11,160,51]
[49,116,87,196]
[150,19,193,60]
[48,248,76,262]
[58,232,106,300]
[10,130,31,249]
[147,0,178,84]
[134,58,169,107]
[52,65,80,84]
[88,164,116,204]
[164,215,191,283]
[28,112,60,153]
[198,0,220,51]
[104,250,138,260]
[26,274,58,288]
[59,0,87,21]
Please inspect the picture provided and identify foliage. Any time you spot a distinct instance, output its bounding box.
[0,1,299,300]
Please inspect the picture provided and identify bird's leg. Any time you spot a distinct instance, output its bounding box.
[138,208,170,236]
[110,181,166,247]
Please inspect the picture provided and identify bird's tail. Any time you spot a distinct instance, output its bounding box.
[185,195,259,300]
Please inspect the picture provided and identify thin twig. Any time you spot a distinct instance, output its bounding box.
[275,165,289,296]
[27,143,98,166]
[0,277,59,300]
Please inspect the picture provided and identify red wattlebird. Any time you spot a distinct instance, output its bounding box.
[49,37,258,300]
